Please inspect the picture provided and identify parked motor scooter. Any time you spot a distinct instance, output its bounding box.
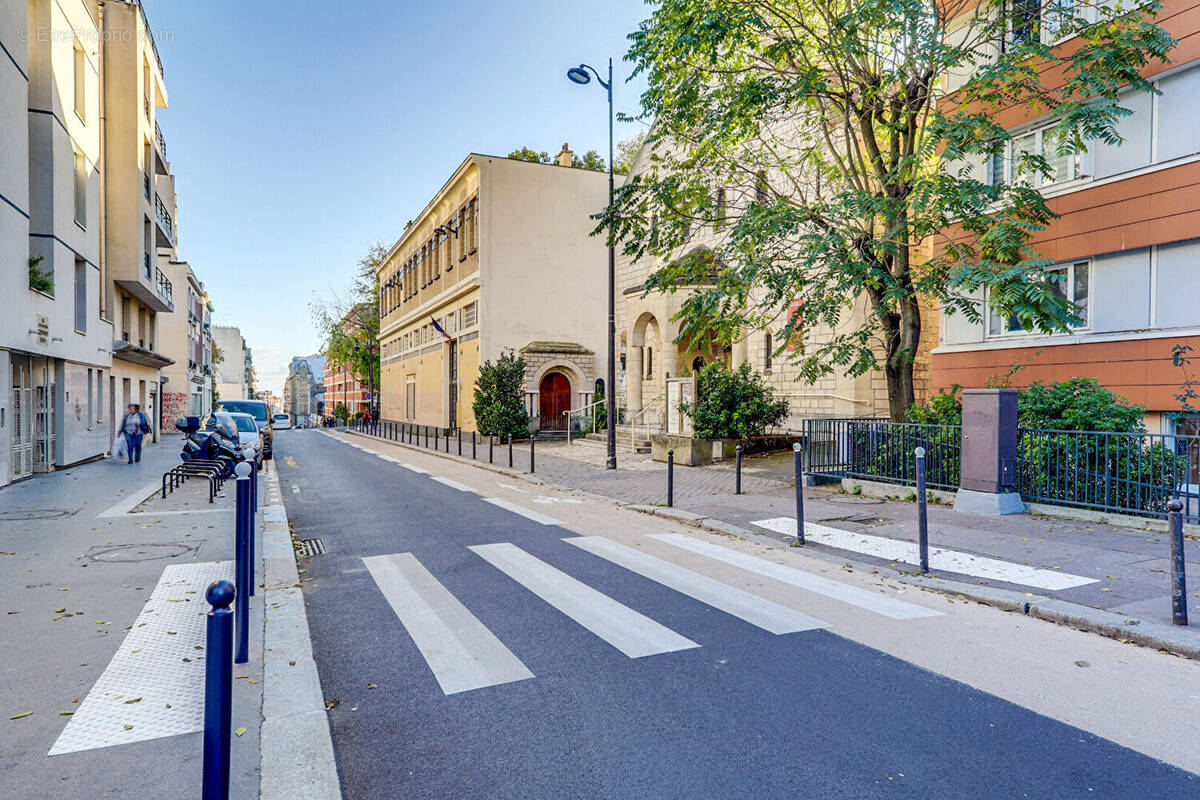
[175,413,245,479]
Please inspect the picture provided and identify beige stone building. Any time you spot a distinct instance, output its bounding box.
[158,260,212,421]
[377,148,608,433]
[616,139,935,435]
[0,0,116,486]
[100,0,175,445]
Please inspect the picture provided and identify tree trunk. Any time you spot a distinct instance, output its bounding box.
[885,358,916,422]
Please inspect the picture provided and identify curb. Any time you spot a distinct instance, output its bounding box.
[625,504,1200,661]
[258,460,342,800]
[340,428,1200,661]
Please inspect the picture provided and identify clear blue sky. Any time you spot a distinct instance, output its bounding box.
[142,0,651,395]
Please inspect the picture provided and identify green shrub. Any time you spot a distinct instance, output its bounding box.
[28,256,53,295]
[685,362,787,439]
[473,349,530,437]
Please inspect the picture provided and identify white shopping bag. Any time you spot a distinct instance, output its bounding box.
[112,435,127,462]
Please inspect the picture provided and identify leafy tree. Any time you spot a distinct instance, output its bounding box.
[507,147,552,164]
[473,349,530,437]
[311,242,385,405]
[603,0,1176,420]
[334,403,348,421]
[614,132,646,176]
[685,362,787,439]
[28,255,53,294]
[210,339,224,409]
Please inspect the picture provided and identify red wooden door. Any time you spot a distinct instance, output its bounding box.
[539,373,570,430]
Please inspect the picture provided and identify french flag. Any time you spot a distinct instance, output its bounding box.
[430,316,452,341]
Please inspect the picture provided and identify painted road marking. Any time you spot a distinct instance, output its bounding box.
[401,464,430,474]
[482,497,562,526]
[564,537,828,635]
[470,543,699,659]
[49,561,235,755]
[432,476,476,493]
[496,482,528,494]
[532,495,584,505]
[362,553,533,695]
[650,534,941,620]
[750,518,1098,591]
[96,480,161,518]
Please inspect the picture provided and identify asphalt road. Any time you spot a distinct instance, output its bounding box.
[276,429,1198,799]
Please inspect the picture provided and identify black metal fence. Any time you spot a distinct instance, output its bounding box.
[1017,428,1200,524]
[803,418,961,491]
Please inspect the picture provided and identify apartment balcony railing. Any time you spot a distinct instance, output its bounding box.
[155,266,174,307]
[155,121,166,158]
[144,171,151,201]
[155,193,174,242]
[137,0,164,77]
[144,251,151,278]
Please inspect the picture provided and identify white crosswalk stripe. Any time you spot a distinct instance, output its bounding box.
[432,476,476,492]
[470,543,699,658]
[482,497,562,526]
[751,517,1098,590]
[649,534,942,620]
[564,537,828,635]
[362,553,534,695]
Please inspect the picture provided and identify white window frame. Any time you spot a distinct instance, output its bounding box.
[986,261,1092,339]
[987,121,1090,189]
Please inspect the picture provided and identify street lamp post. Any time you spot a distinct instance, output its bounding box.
[567,58,617,470]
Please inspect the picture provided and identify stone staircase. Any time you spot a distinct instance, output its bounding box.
[580,424,657,454]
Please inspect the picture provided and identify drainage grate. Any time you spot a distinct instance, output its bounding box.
[296,538,326,557]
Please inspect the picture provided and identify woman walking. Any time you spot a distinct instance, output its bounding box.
[120,403,150,464]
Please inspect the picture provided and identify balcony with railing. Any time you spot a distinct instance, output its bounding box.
[154,193,174,247]
[155,266,174,308]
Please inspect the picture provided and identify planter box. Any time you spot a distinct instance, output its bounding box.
[651,434,739,466]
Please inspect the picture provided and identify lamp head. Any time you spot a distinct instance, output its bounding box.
[567,66,591,85]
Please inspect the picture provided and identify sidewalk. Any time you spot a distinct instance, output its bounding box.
[345,427,1200,654]
[0,440,335,798]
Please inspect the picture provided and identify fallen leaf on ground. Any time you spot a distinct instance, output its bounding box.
[234,727,247,737]
[123,724,133,731]
[10,711,33,720]
[124,698,141,704]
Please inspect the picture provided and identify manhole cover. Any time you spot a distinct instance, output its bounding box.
[296,538,326,557]
[0,509,76,521]
[819,514,891,525]
[828,495,885,505]
[85,543,199,563]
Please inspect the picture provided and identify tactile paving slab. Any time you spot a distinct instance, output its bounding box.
[48,560,236,755]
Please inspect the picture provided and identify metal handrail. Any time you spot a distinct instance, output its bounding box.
[563,397,605,445]
[627,397,661,451]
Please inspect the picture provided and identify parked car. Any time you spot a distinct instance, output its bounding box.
[272,412,293,430]
[225,412,264,467]
[216,399,274,459]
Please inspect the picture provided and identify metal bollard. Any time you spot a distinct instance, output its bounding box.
[458,429,462,456]
[202,579,236,800]
[234,462,251,664]
[667,449,674,507]
[489,435,494,464]
[435,427,439,450]
[445,429,450,453]
[508,434,513,468]
[915,447,929,574]
[248,461,257,597]
[1169,499,1188,626]
[472,432,477,460]
[424,426,429,448]
[530,434,535,473]
[735,444,743,495]
[793,443,805,545]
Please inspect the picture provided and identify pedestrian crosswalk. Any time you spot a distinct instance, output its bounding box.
[364,536,939,696]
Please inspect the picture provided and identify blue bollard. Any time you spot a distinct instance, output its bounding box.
[793,443,805,545]
[202,579,236,800]
[735,444,743,495]
[248,461,257,597]
[667,449,674,507]
[915,447,929,574]
[234,462,251,664]
[1169,499,1188,625]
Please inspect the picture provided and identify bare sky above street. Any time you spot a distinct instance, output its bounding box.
[143,0,650,394]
